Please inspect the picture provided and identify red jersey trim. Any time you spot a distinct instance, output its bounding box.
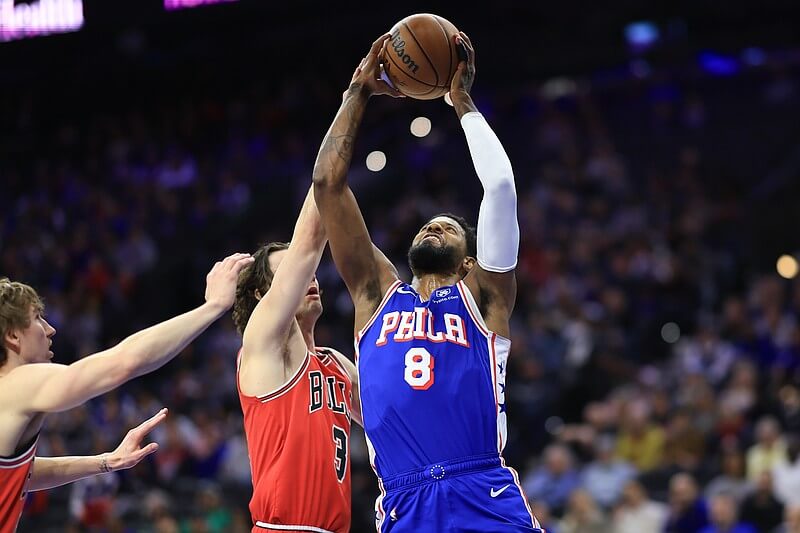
[317,347,350,382]
[254,353,311,403]
[0,436,38,469]
[254,521,335,532]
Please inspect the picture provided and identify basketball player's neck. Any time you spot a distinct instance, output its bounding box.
[412,273,461,301]
[297,315,317,352]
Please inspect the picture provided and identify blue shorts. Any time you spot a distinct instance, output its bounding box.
[374,453,543,533]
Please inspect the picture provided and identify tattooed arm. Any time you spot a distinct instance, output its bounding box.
[312,34,401,333]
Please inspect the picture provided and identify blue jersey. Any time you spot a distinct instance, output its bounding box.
[357,279,512,476]
[357,280,541,532]
[357,280,541,531]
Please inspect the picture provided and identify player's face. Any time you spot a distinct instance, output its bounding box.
[17,307,56,364]
[267,249,323,321]
[407,216,467,275]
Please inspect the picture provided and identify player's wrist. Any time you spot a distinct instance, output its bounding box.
[99,453,118,473]
[201,299,231,317]
[450,91,477,118]
[345,82,371,101]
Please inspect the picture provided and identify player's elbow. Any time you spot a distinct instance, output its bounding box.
[483,170,516,199]
[312,167,345,193]
[312,166,332,188]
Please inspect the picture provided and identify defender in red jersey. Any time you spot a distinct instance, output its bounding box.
[233,189,359,533]
[0,253,252,532]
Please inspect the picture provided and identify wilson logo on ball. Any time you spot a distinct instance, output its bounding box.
[390,29,420,74]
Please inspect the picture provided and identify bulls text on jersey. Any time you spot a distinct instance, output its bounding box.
[308,371,351,422]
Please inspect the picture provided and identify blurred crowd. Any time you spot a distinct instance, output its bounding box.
[3,46,800,532]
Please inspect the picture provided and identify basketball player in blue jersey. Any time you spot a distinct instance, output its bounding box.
[312,32,542,532]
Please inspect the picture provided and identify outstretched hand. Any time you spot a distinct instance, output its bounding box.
[346,33,405,99]
[205,252,255,311]
[105,408,168,471]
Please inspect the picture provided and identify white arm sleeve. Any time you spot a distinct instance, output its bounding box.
[460,111,519,272]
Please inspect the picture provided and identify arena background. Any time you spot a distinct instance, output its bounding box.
[3,1,800,531]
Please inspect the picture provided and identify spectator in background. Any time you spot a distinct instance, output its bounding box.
[747,416,789,481]
[581,434,636,509]
[663,408,707,474]
[777,385,800,435]
[558,489,610,533]
[704,449,750,504]
[774,434,800,506]
[523,444,581,515]
[740,471,784,532]
[612,479,667,533]
[664,472,709,533]
[700,493,756,533]
[616,399,665,472]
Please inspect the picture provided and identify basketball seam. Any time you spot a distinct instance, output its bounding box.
[431,15,454,86]
[401,21,449,94]
[385,52,443,92]
[401,21,442,87]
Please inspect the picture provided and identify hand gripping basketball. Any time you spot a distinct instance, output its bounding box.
[347,34,405,99]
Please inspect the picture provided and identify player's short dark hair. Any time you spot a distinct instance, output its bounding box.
[432,213,477,258]
[232,242,290,335]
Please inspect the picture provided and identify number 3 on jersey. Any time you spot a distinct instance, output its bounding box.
[332,425,347,482]
[404,347,434,390]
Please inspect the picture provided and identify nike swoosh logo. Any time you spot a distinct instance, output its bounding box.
[396,287,415,295]
[490,484,511,497]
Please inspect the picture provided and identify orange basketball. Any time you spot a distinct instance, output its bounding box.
[380,13,460,100]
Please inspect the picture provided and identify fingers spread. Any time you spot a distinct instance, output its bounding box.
[134,408,169,436]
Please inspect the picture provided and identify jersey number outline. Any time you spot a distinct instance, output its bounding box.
[332,425,347,483]
[403,347,435,390]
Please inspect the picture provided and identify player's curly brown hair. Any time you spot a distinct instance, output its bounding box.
[0,278,44,367]
[232,242,290,335]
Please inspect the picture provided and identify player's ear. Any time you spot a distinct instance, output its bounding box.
[4,328,21,355]
[254,289,263,301]
[460,256,476,277]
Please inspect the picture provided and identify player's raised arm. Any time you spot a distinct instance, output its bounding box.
[312,34,401,331]
[452,32,519,338]
[4,254,253,414]
[239,188,326,389]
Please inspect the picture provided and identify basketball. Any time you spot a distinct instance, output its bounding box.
[380,13,461,100]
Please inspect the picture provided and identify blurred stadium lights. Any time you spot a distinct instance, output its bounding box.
[410,117,432,138]
[698,51,740,76]
[660,322,681,344]
[0,0,84,42]
[164,0,237,11]
[366,150,386,172]
[540,77,577,101]
[624,20,659,54]
[777,254,799,279]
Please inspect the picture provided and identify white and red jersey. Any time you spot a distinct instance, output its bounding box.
[0,436,37,533]
[237,347,352,533]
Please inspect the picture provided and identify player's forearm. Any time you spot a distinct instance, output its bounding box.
[312,84,370,191]
[450,90,478,119]
[461,112,519,272]
[116,302,225,378]
[292,188,326,255]
[29,454,118,491]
